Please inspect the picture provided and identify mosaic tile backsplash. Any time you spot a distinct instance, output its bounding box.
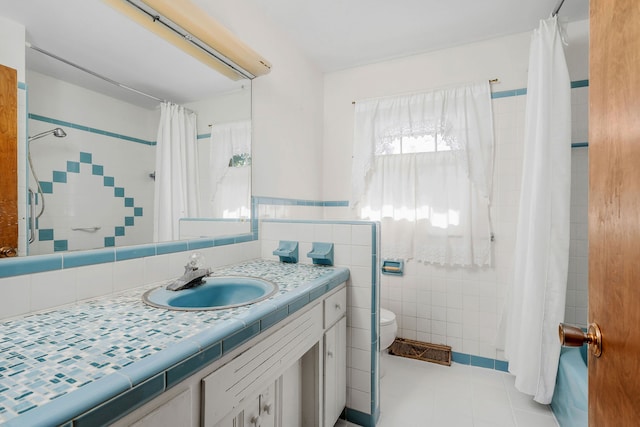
[0,260,338,423]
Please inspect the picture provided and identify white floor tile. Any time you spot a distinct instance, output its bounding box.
[373,353,558,427]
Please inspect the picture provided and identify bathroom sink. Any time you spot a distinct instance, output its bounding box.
[142,276,279,311]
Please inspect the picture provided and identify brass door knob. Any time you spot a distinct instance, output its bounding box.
[0,247,17,258]
[559,322,602,357]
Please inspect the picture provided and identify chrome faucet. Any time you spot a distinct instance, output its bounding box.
[166,253,211,291]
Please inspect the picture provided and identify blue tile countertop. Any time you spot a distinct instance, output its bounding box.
[0,259,349,426]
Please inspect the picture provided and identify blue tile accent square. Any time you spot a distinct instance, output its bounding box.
[124,198,134,207]
[54,240,68,252]
[114,187,125,197]
[39,229,54,241]
[134,207,143,217]
[79,152,92,163]
[115,226,125,237]
[67,161,80,173]
[125,217,134,226]
[104,176,115,187]
[92,165,104,176]
[52,171,67,183]
[39,181,53,194]
[105,236,115,247]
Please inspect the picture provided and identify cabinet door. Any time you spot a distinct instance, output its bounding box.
[131,390,192,427]
[324,317,346,427]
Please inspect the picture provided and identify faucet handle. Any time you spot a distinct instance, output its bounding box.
[188,252,206,269]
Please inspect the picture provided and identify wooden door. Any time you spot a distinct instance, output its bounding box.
[0,64,18,257]
[589,0,640,425]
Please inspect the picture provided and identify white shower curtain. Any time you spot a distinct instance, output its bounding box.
[154,102,200,242]
[502,17,571,404]
[209,120,251,218]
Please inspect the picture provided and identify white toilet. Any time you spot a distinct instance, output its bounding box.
[380,308,398,351]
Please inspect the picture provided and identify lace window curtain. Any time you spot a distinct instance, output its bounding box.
[351,81,495,266]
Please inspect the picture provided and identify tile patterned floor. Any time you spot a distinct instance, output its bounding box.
[336,353,559,427]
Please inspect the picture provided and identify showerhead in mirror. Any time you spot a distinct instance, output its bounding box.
[27,127,68,236]
[28,127,67,142]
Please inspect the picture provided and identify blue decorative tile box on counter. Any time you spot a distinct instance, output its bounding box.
[0,259,349,426]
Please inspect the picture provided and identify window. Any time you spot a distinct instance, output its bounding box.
[351,81,494,266]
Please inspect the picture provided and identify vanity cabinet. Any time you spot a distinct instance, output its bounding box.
[324,317,347,427]
[323,289,347,427]
[213,382,276,427]
[116,285,347,427]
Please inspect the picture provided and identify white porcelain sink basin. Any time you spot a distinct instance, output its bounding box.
[142,276,278,311]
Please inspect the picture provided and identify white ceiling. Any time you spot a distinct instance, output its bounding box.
[1,0,589,109]
[246,0,589,72]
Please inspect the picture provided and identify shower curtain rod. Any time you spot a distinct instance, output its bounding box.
[26,42,166,104]
[552,0,566,17]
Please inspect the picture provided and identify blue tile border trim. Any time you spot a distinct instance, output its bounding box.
[452,351,510,372]
[0,234,254,278]
[491,79,588,99]
[2,197,353,278]
[73,374,165,427]
[571,79,589,88]
[253,196,349,207]
[344,407,377,427]
[29,114,156,146]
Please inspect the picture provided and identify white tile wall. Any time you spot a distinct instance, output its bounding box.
[377,86,589,360]
[261,220,378,418]
[0,241,261,321]
[566,150,589,327]
[178,219,250,239]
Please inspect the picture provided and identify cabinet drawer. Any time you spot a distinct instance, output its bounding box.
[324,287,346,328]
[202,304,323,426]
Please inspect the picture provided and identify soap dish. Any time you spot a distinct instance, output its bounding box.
[307,242,334,266]
[273,241,299,263]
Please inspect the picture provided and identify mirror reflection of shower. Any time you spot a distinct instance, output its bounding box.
[27,127,67,243]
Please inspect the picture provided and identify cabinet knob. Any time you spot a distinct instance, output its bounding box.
[250,415,261,426]
[327,351,334,358]
[335,303,341,310]
[262,403,272,415]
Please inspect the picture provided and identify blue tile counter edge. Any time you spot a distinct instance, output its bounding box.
[3,373,132,427]
[0,234,257,278]
[0,260,350,425]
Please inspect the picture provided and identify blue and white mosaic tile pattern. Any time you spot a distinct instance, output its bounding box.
[0,260,339,423]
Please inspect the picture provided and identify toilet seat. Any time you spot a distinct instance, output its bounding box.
[380,308,396,326]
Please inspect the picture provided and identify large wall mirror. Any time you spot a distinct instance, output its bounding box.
[2,0,253,256]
